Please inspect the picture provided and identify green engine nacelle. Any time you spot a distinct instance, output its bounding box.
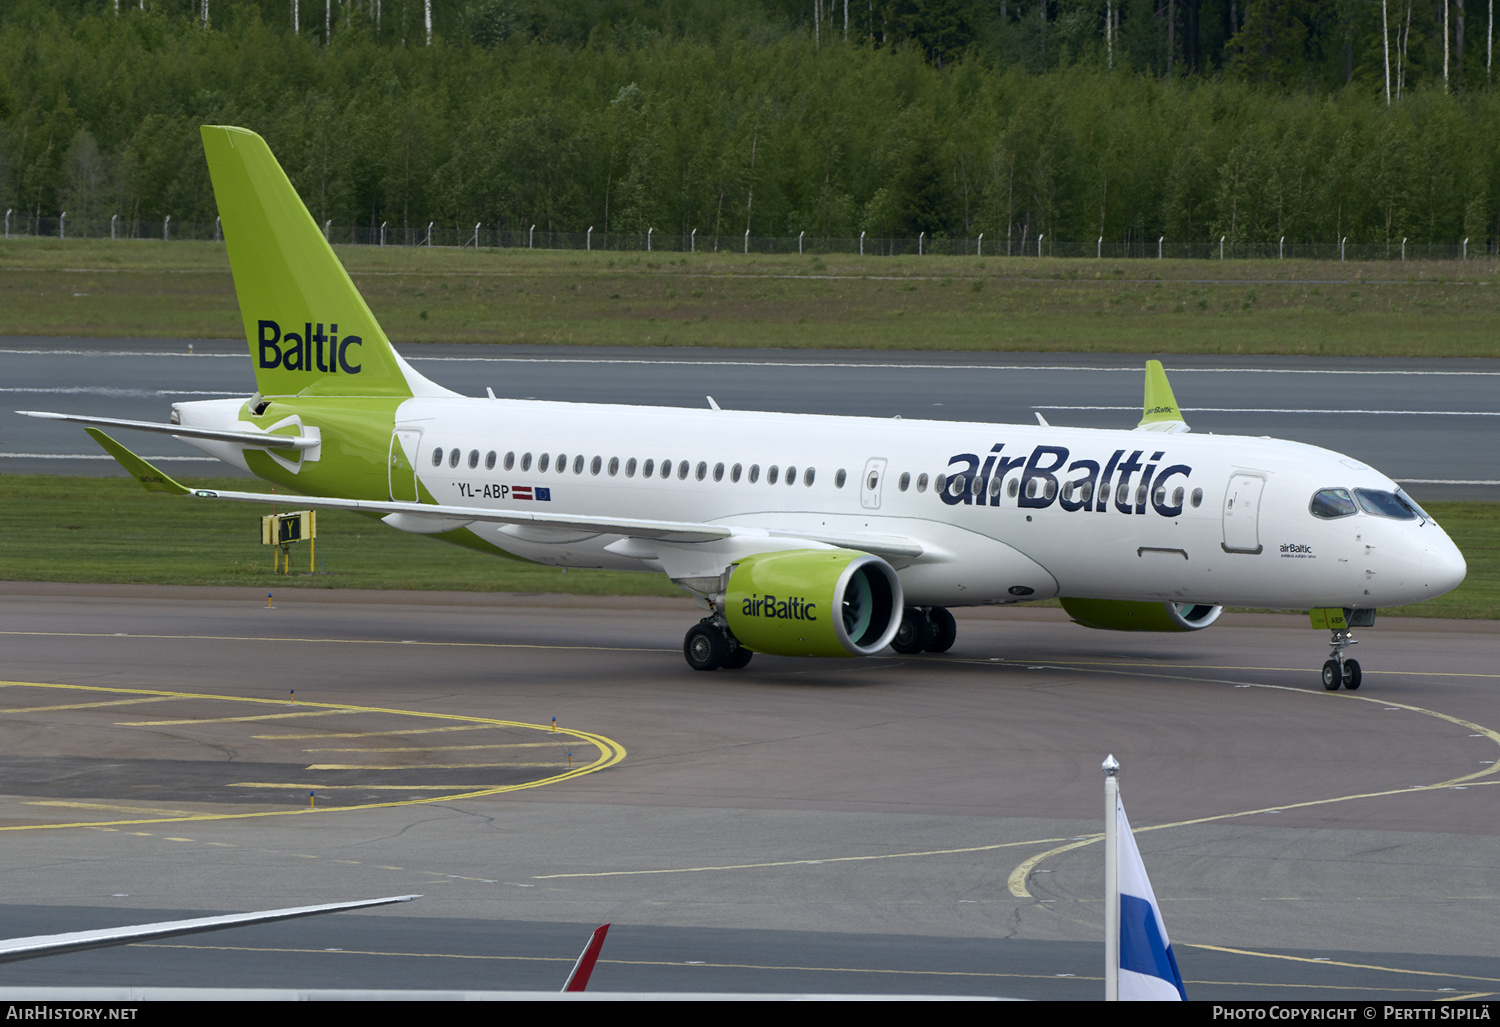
[1060,597,1224,632]
[725,549,904,657]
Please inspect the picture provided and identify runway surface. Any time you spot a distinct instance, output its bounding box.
[0,583,1496,999]
[4,339,1498,500]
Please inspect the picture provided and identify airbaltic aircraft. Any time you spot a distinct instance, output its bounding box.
[22,126,1467,689]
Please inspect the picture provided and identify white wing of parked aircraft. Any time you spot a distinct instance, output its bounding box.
[19,125,1467,688]
[0,895,416,965]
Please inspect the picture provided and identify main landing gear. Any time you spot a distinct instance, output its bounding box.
[683,617,754,672]
[889,606,957,655]
[1320,627,1362,691]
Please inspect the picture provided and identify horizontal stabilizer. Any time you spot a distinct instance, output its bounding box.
[19,410,315,450]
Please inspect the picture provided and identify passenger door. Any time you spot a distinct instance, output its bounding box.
[1221,472,1266,554]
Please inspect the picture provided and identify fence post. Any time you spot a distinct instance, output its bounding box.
[1158,235,1163,259]
[691,228,696,253]
[1340,236,1346,261]
[798,230,803,255]
[977,232,983,257]
[324,219,330,242]
[1279,236,1284,260]
[1463,237,1469,260]
[474,222,480,249]
[859,231,865,256]
[60,212,66,239]
[744,228,749,254]
[427,222,433,247]
[380,222,387,247]
[111,214,117,240]
[1097,236,1102,259]
[4,209,9,238]
[164,215,171,242]
[217,216,222,242]
[1402,237,1406,261]
[648,227,653,252]
[918,231,924,256]
[1038,233,1043,257]
[529,225,535,249]
[1219,235,1224,260]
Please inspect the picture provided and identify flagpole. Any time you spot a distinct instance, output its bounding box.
[1103,754,1120,1001]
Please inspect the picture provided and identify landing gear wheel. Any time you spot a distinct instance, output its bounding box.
[890,607,932,654]
[924,607,957,653]
[684,620,729,671]
[722,644,754,670]
[1342,659,1362,690]
[1321,660,1342,691]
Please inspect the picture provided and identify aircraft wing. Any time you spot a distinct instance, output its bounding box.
[0,895,417,965]
[86,429,926,558]
[18,410,317,450]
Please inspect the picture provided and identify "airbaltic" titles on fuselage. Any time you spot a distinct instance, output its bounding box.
[258,319,362,374]
[940,443,1194,517]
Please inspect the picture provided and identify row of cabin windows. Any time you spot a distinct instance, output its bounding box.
[427,446,1205,510]
[433,447,832,488]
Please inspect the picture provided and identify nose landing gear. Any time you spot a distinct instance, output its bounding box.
[1320,629,1361,691]
[1311,607,1374,691]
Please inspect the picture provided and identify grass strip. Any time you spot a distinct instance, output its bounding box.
[2,474,1493,619]
[3,239,1499,358]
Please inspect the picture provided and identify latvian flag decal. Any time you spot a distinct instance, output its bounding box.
[511,486,551,501]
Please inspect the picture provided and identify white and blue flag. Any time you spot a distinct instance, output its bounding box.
[1116,796,1186,1001]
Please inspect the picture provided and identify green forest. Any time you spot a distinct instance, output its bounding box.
[3,1,1500,253]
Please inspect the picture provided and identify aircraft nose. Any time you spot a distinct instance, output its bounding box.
[1421,534,1467,597]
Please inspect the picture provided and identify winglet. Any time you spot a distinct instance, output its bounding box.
[85,428,191,494]
[1136,360,1190,434]
[561,923,610,992]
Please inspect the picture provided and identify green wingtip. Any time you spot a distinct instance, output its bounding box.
[1139,359,1183,426]
[85,428,191,494]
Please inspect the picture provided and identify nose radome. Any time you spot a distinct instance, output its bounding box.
[1421,537,1467,597]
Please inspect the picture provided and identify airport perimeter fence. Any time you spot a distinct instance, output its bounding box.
[5,212,1494,263]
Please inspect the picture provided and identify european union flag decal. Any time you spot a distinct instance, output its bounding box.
[535,487,551,501]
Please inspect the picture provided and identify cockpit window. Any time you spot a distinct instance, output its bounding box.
[1396,488,1432,524]
[1354,488,1418,520]
[1309,488,1357,519]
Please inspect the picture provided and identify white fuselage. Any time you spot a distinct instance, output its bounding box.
[176,394,1465,613]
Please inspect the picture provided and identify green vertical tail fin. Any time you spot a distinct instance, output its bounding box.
[201,125,425,401]
[1136,359,1190,434]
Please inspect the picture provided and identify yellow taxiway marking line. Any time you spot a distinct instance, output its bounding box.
[1002,674,1500,897]
[1184,943,1500,986]
[534,835,1077,879]
[117,710,357,726]
[0,630,669,653]
[305,763,565,771]
[0,680,626,831]
[227,782,503,790]
[25,801,202,816]
[0,696,180,714]
[303,743,573,753]
[123,943,1474,992]
[257,725,500,740]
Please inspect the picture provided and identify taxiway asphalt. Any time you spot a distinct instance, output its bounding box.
[0,583,1495,999]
